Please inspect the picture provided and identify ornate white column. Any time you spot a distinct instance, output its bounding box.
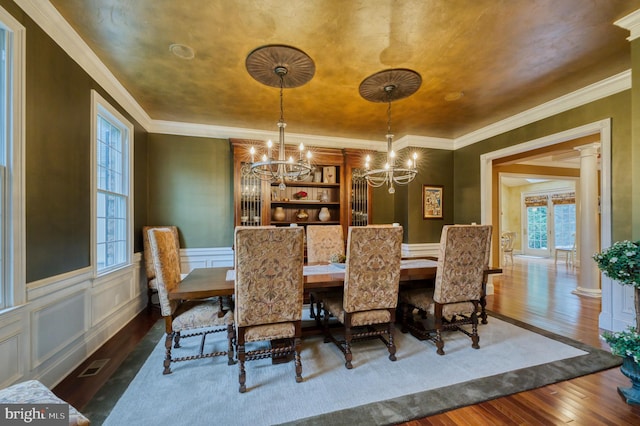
[573,143,601,298]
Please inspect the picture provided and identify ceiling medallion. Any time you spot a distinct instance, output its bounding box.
[359,69,422,194]
[246,44,315,88]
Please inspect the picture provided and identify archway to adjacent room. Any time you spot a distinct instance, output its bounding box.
[480,119,612,328]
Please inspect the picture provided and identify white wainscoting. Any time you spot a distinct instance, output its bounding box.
[401,243,439,259]
[0,254,145,389]
[180,247,235,272]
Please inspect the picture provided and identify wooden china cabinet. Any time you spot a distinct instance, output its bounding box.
[230,139,372,235]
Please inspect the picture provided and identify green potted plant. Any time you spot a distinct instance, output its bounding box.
[593,240,640,404]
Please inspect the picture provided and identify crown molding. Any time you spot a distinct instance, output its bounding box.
[151,119,385,150]
[615,8,640,41]
[394,135,454,151]
[454,70,630,149]
[152,119,456,151]
[15,0,153,130]
[16,1,633,152]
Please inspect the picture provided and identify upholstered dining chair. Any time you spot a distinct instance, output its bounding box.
[143,225,181,312]
[306,224,345,319]
[148,228,234,375]
[321,225,403,369]
[399,224,492,355]
[234,226,305,393]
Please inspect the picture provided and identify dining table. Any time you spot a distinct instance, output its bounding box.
[169,259,502,325]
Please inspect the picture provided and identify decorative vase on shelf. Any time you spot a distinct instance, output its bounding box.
[320,190,329,202]
[296,209,309,222]
[273,206,285,221]
[318,207,331,222]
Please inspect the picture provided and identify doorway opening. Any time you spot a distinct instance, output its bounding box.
[480,119,612,328]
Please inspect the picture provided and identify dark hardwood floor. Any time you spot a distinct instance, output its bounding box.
[53,256,640,424]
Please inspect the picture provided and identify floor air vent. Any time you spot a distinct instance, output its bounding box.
[77,359,110,378]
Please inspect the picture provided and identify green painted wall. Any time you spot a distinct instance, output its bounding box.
[9,2,149,282]
[147,134,234,247]
[632,39,640,240]
[453,91,632,242]
[372,148,453,243]
[406,148,454,243]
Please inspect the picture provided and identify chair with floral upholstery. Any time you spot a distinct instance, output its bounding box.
[148,228,234,375]
[143,225,181,312]
[306,225,345,318]
[234,226,305,393]
[0,380,90,425]
[399,224,492,355]
[321,225,403,369]
[306,225,344,263]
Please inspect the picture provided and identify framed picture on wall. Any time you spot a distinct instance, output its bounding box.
[423,185,443,219]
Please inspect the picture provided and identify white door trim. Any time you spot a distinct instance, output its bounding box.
[480,119,613,328]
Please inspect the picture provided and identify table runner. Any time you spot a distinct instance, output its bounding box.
[225,258,437,281]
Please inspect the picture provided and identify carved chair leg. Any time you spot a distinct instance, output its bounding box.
[471,312,480,349]
[400,303,411,333]
[435,305,445,355]
[435,329,444,355]
[237,341,246,393]
[309,293,316,318]
[480,295,488,324]
[322,306,332,343]
[163,332,173,375]
[294,336,303,383]
[173,331,181,348]
[314,297,324,328]
[227,324,236,365]
[387,322,397,361]
[344,325,353,369]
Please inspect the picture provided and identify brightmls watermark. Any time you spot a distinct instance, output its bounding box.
[0,404,67,425]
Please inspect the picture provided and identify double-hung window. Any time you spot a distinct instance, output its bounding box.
[92,90,133,274]
[0,7,25,310]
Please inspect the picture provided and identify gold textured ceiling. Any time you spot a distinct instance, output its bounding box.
[50,0,640,141]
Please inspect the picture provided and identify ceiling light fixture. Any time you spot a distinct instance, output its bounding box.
[359,68,422,194]
[444,91,464,101]
[169,43,195,60]
[244,44,315,189]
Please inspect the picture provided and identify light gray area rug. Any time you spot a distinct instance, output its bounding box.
[87,313,620,426]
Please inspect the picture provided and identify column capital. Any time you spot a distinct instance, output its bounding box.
[574,142,601,157]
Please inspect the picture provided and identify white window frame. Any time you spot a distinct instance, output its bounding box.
[91,90,133,276]
[0,6,25,311]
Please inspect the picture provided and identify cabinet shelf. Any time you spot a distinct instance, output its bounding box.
[271,221,341,226]
[272,201,340,206]
[271,181,340,188]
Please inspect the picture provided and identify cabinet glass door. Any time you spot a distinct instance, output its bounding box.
[351,171,368,226]
[240,165,262,226]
